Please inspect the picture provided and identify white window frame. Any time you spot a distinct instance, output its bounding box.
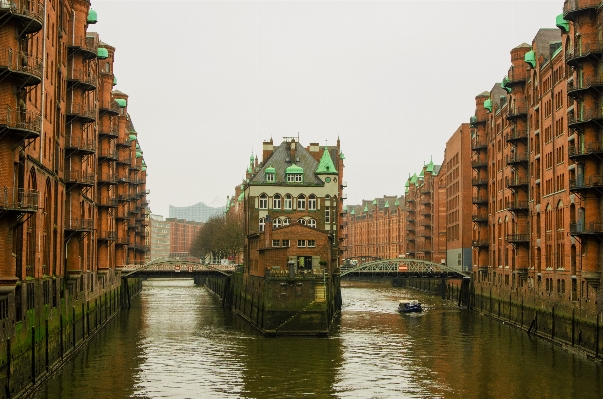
[282,239,290,247]
[307,239,316,247]
[259,193,268,209]
[297,240,306,247]
[308,219,316,228]
[283,218,291,226]
[308,195,317,210]
[273,194,281,209]
[299,219,306,225]
[325,208,330,223]
[266,173,275,182]
[259,217,266,232]
[297,195,306,210]
[284,194,292,210]
[272,240,280,247]
[273,218,282,229]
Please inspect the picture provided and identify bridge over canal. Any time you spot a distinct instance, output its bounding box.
[121,259,236,278]
[340,258,469,279]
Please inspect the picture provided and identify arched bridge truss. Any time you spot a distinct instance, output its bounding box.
[121,259,236,278]
[340,258,469,278]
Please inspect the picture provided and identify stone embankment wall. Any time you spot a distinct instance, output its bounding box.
[0,277,142,399]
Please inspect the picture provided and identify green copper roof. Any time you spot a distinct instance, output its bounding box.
[411,173,418,184]
[113,76,117,86]
[340,152,345,160]
[470,115,477,125]
[484,98,492,113]
[135,151,142,158]
[316,148,338,174]
[394,198,400,206]
[129,134,137,141]
[372,199,377,205]
[97,47,108,59]
[556,14,569,33]
[250,153,254,161]
[501,76,511,93]
[524,50,536,68]
[141,166,147,171]
[426,157,434,173]
[87,9,98,24]
[265,165,276,174]
[286,163,304,174]
[247,165,252,173]
[405,180,409,188]
[115,98,127,107]
[135,143,140,150]
[419,168,424,177]
[351,209,355,215]
[384,201,390,208]
[363,205,369,213]
[238,192,244,202]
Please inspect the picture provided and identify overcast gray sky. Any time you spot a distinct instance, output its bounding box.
[90,0,561,216]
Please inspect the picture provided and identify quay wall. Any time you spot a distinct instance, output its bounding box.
[203,272,341,336]
[398,276,603,361]
[0,276,142,399]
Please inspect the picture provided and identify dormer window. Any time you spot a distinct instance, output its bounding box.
[287,174,303,183]
[285,163,304,183]
[265,165,276,183]
[266,173,275,182]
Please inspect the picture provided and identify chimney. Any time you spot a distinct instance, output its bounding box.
[290,139,296,162]
[264,215,272,248]
[262,138,274,162]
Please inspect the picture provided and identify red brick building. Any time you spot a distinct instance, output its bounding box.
[166,218,203,258]
[0,0,148,328]
[343,196,405,261]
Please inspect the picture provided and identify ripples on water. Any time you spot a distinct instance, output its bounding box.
[31,279,603,399]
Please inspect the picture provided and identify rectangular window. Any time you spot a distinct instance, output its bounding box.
[295,174,303,182]
[272,240,280,247]
[266,173,274,182]
[325,208,330,223]
[298,240,306,247]
[282,239,290,247]
[307,240,316,247]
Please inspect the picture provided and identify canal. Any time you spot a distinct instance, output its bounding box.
[29,279,603,399]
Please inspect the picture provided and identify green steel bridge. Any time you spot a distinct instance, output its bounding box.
[340,258,469,279]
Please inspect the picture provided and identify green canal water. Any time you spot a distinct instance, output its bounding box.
[29,279,603,398]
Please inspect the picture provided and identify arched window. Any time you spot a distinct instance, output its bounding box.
[273,194,281,210]
[259,217,266,232]
[284,194,292,210]
[273,218,282,229]
[298,219,306,225]
[259,193,268,209]
[283,218,291,226]
[297,194,306,210]
[308,194,317,210]
[308,218,316,228]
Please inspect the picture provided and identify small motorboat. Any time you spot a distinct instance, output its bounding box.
[398,299,422,313]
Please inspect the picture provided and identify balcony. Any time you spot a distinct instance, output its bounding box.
[472,212,488,223]
[130,178,142,185]
[0,104,42,139]
[506,176,529,189]
[99,100,120,116]
[65,135,96,154]
[117,194,130,203]
[0,188,38,213]
[472,177,488,186]
[0,48,43,86]
[65,170,95,186]
[567,75,603,98]
[67,68,96,91]
[506,152,529,165]
[507,234,530,244]
[97,172,117,185]
[64,218,94,231]
[568,142,603,160]
[570,222,603,236]
[505,198,529,212]
[472,240,489,248]
[563,0,600,20]
[0,1,44,35]
[470,115,487,126]
[420,218,431,227]
[130,163,141,171]
[568,108,603,128]
[472,196,488,205]
[118,157,132,165]
[97,148,118,161]
[117,176,130,184]
[471,140,488,151]
[506,67,527,86]
[341,181,347,188]
[67,36,97,60]
[116,136,132,147]
[570,175,603,192]
[505,128,528,142]
[98,124,119,138]
[97,196,118,208]
[97,230,117,241]
[116,237,129,246]
[565,33,603,66]
[115,208,128,219]
[506,102,528,120]
[66,102,96,123]
[472,158,488,168]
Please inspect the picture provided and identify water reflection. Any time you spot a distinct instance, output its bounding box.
[31,279,603,399]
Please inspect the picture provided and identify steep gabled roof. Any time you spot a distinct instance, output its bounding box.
[316,148,338,174]
[249,141,323,185]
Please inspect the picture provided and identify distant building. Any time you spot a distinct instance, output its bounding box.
[167,218,203,258]
[169,202,225,222]
[150,215,171,260]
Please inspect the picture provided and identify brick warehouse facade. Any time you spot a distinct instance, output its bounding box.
[0,1,148,394]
